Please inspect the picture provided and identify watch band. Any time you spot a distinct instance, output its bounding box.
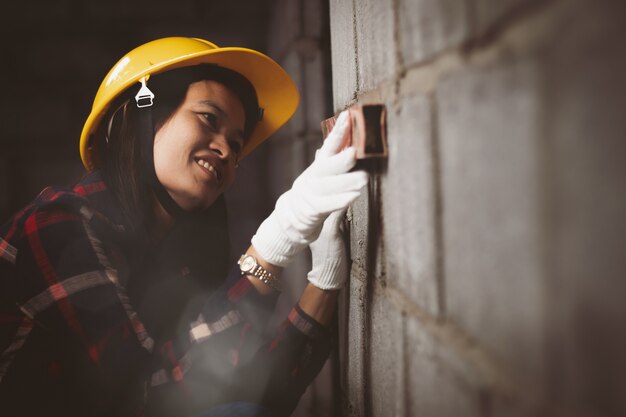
[238,254,282,292]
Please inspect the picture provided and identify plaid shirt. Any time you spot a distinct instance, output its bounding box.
[0,172,331,417]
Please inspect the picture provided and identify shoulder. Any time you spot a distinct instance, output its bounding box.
[1,185,87,253]
[2,172,122,247]
[1,181,122,272]
[1,184,126,309]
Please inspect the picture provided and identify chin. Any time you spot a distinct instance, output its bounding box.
[174,192,217,212]
[185,185,221,210]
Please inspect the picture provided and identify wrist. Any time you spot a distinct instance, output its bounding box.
[241,246,283,295]
[307,256,347,290]
[298,284,339,327]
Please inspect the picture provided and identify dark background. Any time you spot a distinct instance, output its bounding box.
[0,0,272,219]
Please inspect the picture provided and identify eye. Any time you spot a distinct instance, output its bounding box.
[201,112,219,129]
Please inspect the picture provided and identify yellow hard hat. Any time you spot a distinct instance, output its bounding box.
[80,37,300,171]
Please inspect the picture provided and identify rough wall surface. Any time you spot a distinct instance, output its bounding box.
[329,0,626,416]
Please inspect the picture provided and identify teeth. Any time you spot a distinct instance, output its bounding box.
[196,159,219,180]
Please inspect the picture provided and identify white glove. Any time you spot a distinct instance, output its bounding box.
[251,111,368,267]
[307,209,349,290]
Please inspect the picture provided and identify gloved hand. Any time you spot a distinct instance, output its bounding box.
[307,209,349,290]
[251,111,368,267]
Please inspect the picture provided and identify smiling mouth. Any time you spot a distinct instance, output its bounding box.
[195,158,221,182]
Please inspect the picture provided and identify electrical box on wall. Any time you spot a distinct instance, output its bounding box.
[321,104,388,159]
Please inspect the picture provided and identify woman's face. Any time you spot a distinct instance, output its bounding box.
[153,80,246,211]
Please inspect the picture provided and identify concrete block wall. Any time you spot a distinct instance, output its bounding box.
[330,0,626,416]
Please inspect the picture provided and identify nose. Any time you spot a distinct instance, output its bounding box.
[208,134,233,162]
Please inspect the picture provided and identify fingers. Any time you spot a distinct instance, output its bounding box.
[313,146,358,175]
[312,189,366,214]
[308,171,368,195]
[318,210,342,235]
[318,111,350,157]
[326,208,348,232]
[313,209,347,244]
[295,162,368,215]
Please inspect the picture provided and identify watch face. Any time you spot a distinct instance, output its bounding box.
[240,256,256,272]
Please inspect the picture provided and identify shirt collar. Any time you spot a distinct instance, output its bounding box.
[73,170,133,234]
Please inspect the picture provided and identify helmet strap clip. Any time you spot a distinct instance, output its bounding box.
[135,77,155,108]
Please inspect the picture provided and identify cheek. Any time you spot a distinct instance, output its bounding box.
[154,123,192,165]
[152,136,173,174]
[153,131,189,183]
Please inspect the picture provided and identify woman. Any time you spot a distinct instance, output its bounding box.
[0,37,366,417]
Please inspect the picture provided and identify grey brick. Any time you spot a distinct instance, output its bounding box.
[329,0,357,110]
[348,184,384,281]
[369,292,403,416]
[348,190,369,272]
[330,0,626,416]
[535,1,626,415]
[437,54,547,392]
[399,0,469,66]
[490,395,543,417]
[406,316,485,417]
[355,0,396,92]
[473,0,531,37]
[340,275,367,416]
[382,95,440,317]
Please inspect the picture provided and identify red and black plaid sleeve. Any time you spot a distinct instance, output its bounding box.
[0,186,152,416]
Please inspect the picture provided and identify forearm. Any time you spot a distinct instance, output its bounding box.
[298,283,339,327]
[244,244,339,327]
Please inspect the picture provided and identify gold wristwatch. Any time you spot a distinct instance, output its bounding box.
[238,254,282,292]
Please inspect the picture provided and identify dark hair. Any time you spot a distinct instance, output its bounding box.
[92,64,258,278]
